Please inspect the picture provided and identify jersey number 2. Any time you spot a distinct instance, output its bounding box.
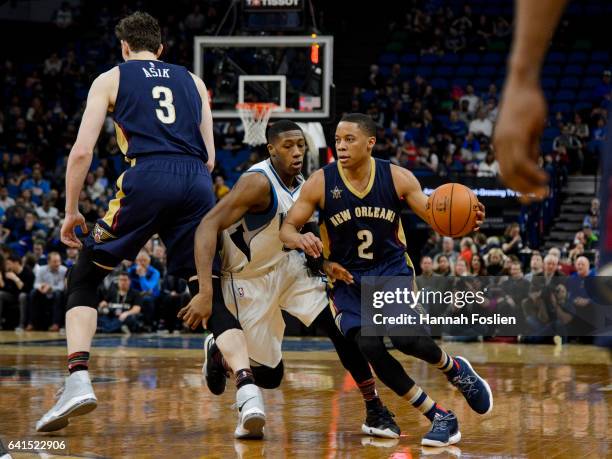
[152,86,176,124]
[357,230,373,259]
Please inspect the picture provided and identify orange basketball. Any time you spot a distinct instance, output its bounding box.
[427,183,479,238]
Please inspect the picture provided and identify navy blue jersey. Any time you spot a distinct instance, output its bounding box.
[112,60,207,161]
[319,158,408,271]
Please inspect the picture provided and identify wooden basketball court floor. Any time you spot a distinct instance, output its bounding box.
[0,332,610,459]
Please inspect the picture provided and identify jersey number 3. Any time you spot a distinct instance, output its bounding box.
[357,230,373,259]
[152,86,176,124]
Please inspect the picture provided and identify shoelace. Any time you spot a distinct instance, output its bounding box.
[452,374,479,398]
[54,384,65,400]
[370,407,396,428]
[431,413,455,433]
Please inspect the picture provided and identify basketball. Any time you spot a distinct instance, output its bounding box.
[427,183,479,238]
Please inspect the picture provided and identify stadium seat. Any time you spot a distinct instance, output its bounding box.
[590,51,609,63]
[361,90,377,105]
[555,89,576,101]
[547,52,566,64]
[541,78,557,90]
[415,66,433,77]
[379,66,391,77]
[482,52,503,64]
[420,54,440,65]
[478,66,497,77]
[440,53,460,65]
[582,77,600,89]
[431,78,450,90]
[456,65,475,77]
[473,78,491,91]
[462,53,480,64]
[568,51,588,63]
[400,53,418,65]
[559,77,580,89]
[550,102,572,114]
[586,63,605,75]
[578,89,594,101]
[564,65,583,76]
[434,66,454,77]
[542,65,561,76]
[574,101,593,112]
[451,78,469,89]
[379,53,399,65]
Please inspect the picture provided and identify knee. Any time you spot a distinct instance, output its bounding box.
[67,247,117,310]
[252,361,284,389]
[355,333,387,361]
[389,335,436,361]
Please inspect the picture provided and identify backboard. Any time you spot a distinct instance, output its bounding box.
[193,35,333,120]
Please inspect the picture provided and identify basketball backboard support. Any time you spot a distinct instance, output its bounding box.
[193,35,333,120]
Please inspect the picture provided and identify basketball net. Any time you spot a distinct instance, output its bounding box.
[236,102,277,146]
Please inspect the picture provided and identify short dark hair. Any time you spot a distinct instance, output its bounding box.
[266,120,303,144]
[340,113,377,137]
[115,12,161,54]
[7,252,22,263]
[118,271,130,278]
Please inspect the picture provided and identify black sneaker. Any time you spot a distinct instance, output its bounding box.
[421,410,461,447]
[361,405,400,439]
[202,333,228,395]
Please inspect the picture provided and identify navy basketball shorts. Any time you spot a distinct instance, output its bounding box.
[328,254,416,336]
[86,154,215,276]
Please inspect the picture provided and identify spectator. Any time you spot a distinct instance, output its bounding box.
[184,4,205,33]
[419,255,436,277]
[484,248,505,276]
[1,252,34,331]
[502,223,523,257]
[98,272,142,334]
[459,85,480,115]
[524,253,544,281]
[0,187,15,211]
[459,237,475,265]
[536,254,565,288]
[214,176,230,200]
[29,252,67,331]
[434,254,452,276]
[470,253,487,276]
[437,237,459,264]
[64,247,79,268]
[128,251,161,328]
[454,258,469,276]
[36,197,60,230]
[583,198,599,228]
[445,110,468,138]
[469,109,493,138]
[54,2,73,29]
[477,150,500,177]
[594,70,612,101]
[582,223,599,250]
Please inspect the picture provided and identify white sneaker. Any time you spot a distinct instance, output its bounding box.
[36,371,98,432]
[234,384,265,439]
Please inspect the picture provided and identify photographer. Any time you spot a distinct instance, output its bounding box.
[98,272,142,334]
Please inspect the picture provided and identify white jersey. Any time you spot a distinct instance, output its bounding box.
[220,159,304,278]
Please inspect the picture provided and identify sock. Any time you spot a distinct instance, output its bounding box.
[404,384,447,421]
[436,350,460,379]
[357,377,383,409]
[68,351,90,374]
[235,368,255,389]
[212,345,232,373]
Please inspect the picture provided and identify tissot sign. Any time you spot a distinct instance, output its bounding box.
[243,0,303,11]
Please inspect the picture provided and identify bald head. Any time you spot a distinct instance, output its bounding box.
[575,256,590,277]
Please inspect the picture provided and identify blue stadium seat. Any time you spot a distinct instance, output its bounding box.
[379,53,399,65]
[574,101,593,112]
[564,65,583,76]
[542,127,560,141]
[415,66,433,77]
[586,63,605,75]
[456,65,475,77]
[547,52,566,64]
[482,52,503,64]
[431,78,449,90]
[550,102,572,114]
[400,53,418,65]
[462,53,480,64]
[440,53,460,65]
[451,78,469,88]
[542,65,561,76]
[555,90,576,101]
[582,77,600,89]
[420,54,440,65]
[560,77,580,89]
[585,4,603,15]
[361,90,377,104]
[542,78,557,90]
[434,66,454,77]
[568,51,588,63]
[578,89,594,101]
[379,66,391,77]
[479,66,497,77]
[590,51,609,63]
[473,78,491,91]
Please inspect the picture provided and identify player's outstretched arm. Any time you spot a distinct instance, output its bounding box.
[190,73,216,172]
[178,173,271,329]
[280,169,324,258]
[390,165,486,231]
[493,0,568,199]
[62,69,116,248]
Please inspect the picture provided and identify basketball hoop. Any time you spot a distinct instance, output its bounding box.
[236,102,277,146]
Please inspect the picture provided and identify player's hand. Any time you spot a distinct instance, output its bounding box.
[473,202,485,231]
[323,261,354,284]
[61,211,88,248]
[178,286,212,330]
[493,80,549,203]
[293,232,323,258]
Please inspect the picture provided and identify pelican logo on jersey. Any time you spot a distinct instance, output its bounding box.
[142,62,170,79]
[331,186,343,199]
[93,223,116,243]
[328,206,396,227]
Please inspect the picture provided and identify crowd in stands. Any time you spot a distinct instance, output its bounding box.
[0,2,607,346]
